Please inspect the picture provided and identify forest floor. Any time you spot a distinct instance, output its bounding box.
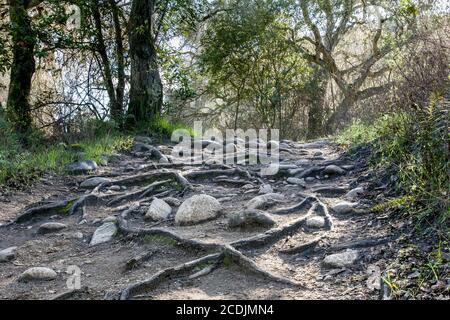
[0,137,431,300]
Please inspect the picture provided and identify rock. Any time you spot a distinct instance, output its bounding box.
[306,216,326,228]
[108,185,121,191]
[37,222,67,234]
[305,177,315,183]
[332,201,357,214]
[99,155,109,166]
[228,209,276,229]
[0,246,17,262]
[258,184,273,194]
[323,249,359,268]
[287,177,306,187]
[345,187,364,199]
[366,265,381,291]
[175,195,221,225]
[80,177,111,188]
[133,142,152,152]
[163,197,182,207]
[67,160,98,174]
[145,198,172,221]
[323,165,346,175]
[246,193,285,210]
[19,267,57,282]
[90,222,117,246]
[242,184,254,190]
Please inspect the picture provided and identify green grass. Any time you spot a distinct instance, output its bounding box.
[0,117,133,188]
[143,116,197,138]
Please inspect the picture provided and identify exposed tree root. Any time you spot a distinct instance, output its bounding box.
[279,236,324,255]
[230,213,311,250]
[327,235,398,252]
[108,171,191,188]
[107,180,172,206]
[125,249,159,271]
[271,196,316,215]
[119,252,224,300]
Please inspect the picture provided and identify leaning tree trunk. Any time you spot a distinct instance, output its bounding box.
[6,0,36,136]
[126,0,162,127]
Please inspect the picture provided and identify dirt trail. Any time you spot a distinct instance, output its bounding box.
[0,138,399,300]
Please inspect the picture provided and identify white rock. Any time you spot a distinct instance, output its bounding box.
[345,187,364,199]
[80,177,111,188]
[246,193,285,210]
[67,160,98,174]
[109,185,121,191]
[306,216,326,228]
[145,198,172,221]
[37,222,67,234]
[0,246,17,262]
[102,216,118,223]
[258,184,273,194]
[19,267,57,282]
[90,222,117,246]
[323,249,359,268]
[332,201,357,214]
[163,197,182,207]
[323,165,346,175]
[175,195,221,225]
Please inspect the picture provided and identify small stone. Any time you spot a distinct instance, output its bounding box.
[145,198,172,221]
[306,216,326,228]
[323,165,346,175]
[133,142,152,152]
[175,195,221,225]
[0,246,17,262]
[90,222,117,246]
[80,177,111,188]
[332,201,357,214]
[305,177,315,182]
[108,185,121,191]
[67,160,98,174]
[258,184,273,194]
[37,222,67,234]
[345,187,364,199]
[19,267,57,282]
[287,177,306,187]
[228,209,276,229]
[242,184,254,190]
[323,249,359,268]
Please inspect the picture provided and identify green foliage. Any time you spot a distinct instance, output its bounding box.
[143,116,196,138]
[336,96,449,225]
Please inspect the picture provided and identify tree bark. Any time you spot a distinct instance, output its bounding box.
[126,0,163,127]
[306,68,327,139]
[6,0,36,136]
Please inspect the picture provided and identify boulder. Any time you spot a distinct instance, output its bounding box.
[19,267,57,282]
[332,201,357,214]
[345,187,364,199]
[306,216,326,228]
[80,177,111,188]
[145,198,172,221]
[67,160,98,174]
[37,222,67,234]
[323,165,346,175]
[323,249,359,268]
[228,209,276,229]
[0,246,17,262]
[90,222,117,246]
[175,195,221,225]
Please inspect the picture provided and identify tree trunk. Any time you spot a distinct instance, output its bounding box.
[109,0,125,126]
[6,0,36,136]
[306,68,327,139]
[126,0,162,127]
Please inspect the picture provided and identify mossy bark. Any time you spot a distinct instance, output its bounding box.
[126,0,162,128]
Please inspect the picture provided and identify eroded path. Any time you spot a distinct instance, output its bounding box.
[0,138,399,299]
